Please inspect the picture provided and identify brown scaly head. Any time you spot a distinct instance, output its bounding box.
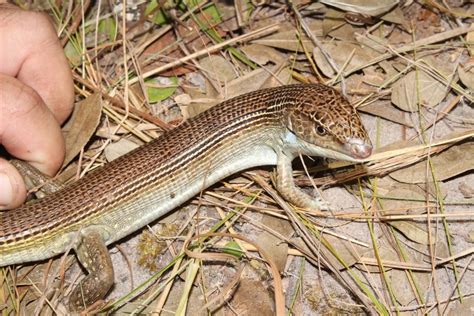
[283,84,372,160]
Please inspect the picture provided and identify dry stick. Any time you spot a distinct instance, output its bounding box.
[383,46,472,101]
[439,255,473,315]
[407,95,463,142]
[358,257,432,272]
[60,0,92,47]
[250,174,379,315]
[368,129,474,161]
[127,23,280,85]
[132,0,210,58]
[381,212,474,220]
[435,247,474,267]
[337,25,474,81]
[296,129,473,187]
[149,227,196,314]
[290,2,346,92]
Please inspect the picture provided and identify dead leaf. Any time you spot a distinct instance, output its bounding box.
[458,65,474,91]
[389,269,414,304]
[320,0,399,16]
[140,10,228,77]
[447,297,474,316]
[391,70,448,112]
[379,60,399,78]
[322,9,346,37]
[357,245,398,273]
[390,142,474,184]
[467,23,474,56]
[376,175,442,206]
[199,55,237,83]
[104,138,140,162]
[390,221,432,244]
[319,234,366,270]
[241,44,286,65]
[380,6,409,29]
[252,21,322,52]
[226,64,295,97]
[313,41,377,77]
[379,188,427,215]
[322,8,366,41]
[355,32,390,54]
[62,93,103,166]
[255,214,292,273]
[327,23,362,41]
[230,279,274,316]
[140,31,195,76]
[178,84,221,119]
[358,101,413,127]
[413,237,449,258]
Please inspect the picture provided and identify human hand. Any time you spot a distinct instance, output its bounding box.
[0,4,74,209]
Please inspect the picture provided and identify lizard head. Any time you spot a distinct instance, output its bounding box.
[283,84,372,161]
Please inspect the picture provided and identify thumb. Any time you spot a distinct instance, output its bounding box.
[0,158,26,209]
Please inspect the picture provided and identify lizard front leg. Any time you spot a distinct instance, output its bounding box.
[275,152,331,211]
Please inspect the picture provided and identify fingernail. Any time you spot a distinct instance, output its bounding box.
[0,171,14,208]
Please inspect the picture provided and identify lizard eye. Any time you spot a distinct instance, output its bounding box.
[315,125,327,136]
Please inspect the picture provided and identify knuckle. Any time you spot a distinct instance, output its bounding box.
[0,77,43,117]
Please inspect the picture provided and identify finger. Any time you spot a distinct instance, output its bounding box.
[0,75,65,208]
[0,158,26,209]
[0,7,74,123]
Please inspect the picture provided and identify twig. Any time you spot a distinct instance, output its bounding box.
[128,23,280,85]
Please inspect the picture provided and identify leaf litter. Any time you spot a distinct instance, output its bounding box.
[2,1,474,315]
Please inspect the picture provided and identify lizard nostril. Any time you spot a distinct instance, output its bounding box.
[350,143,372,159]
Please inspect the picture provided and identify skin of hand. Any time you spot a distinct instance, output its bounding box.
[0,4,74,209]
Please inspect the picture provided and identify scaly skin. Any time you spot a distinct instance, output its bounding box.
[0,84,372,310]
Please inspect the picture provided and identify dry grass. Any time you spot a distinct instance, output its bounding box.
[1,0,473,315]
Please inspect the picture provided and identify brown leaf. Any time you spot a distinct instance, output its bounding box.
[379,188,427,215]
[357,245,398,273]
[390,221,432,244]
[447,297,474,316]
[376,176,442,213]
[226,65,295,98]
[468,230,474,243]
[380,6,410,30]
[251,21,322,51]
[255,214,292,273]
[320,0,399,16]
[140,11,228,77]
[313,41,377,77]
[241,44,286,65]
[390,142,474,184]
[104,138,140,162]
[322,9,347,37]
[388,268,426,305]
[458,65,474,91]
[199,55,237,83]
[178,83,221,119]
[230,279,274,316]
[320,234,367,270]
[62,93,103,167]
[391,70,448,112]
[322,9,364,40]
[359,101,412,127]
